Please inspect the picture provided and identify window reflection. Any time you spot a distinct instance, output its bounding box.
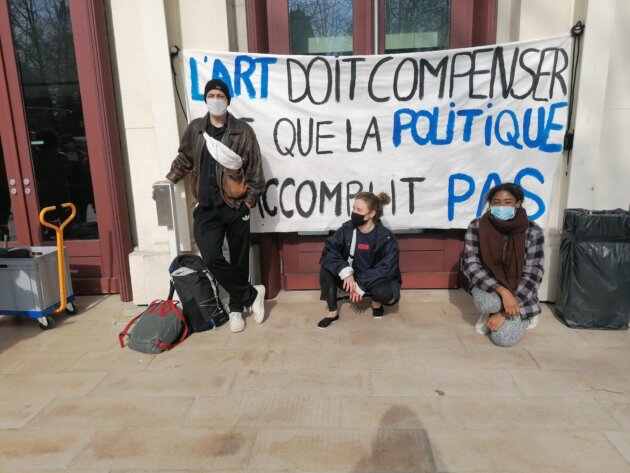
[9,0,98,240]
[289,0,353,55]
[385,0,450,53]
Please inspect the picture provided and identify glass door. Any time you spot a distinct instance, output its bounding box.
[0,139,15,243]
[7,0,98,242]
[265,0,484,55]
[0,33,32,248]
[258,0,486,292]
[0,0,132,296]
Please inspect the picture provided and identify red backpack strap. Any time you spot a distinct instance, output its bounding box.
[119,313,144,348]
[154,300,189,350]
[119,300,160,348]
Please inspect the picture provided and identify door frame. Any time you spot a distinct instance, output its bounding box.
[258,0,498,54]
[0,0,133,300]
[0,38,30,246]
[247,0,497,297]
[0,0,42,245]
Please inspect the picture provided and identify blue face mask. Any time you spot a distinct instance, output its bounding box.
[490,206,517,221]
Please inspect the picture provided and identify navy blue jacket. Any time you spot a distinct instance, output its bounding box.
[320,221,402,297]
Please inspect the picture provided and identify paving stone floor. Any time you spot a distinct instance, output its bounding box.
[0,289,629,472]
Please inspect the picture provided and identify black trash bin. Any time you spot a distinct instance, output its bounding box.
[556,208,630,330]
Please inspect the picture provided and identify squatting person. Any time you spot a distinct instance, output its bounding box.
[317,192,402,329]
[462,182,544,347]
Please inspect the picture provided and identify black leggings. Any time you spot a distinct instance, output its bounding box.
[320,267,399,312]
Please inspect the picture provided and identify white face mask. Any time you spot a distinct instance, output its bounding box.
[206,98,228,117]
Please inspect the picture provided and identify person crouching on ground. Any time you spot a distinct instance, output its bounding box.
[154,79,266,333]
[317,192,402,329]
[462,182,544,347]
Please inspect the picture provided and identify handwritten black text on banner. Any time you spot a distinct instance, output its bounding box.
[183,36,570,232]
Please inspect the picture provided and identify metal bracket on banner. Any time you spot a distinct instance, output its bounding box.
[571,21,585,37]
[563,131,574,151]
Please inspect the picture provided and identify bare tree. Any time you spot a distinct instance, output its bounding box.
[386,0,450,50]
[289,0,353,55]
[9,0,79,133]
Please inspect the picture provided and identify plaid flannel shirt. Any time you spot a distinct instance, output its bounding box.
[463,217,545,319]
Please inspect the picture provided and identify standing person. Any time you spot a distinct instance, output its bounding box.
[462,182,544,347]
[317,192,401,328]
[156,79,266,333]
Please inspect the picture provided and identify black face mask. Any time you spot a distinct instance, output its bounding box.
[351,212,367,227]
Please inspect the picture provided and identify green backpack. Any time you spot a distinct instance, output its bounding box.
[119,300,188,354]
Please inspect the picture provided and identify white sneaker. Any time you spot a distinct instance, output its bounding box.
[527,315,539,330]
[475,314,490,335]
[251,285,266,323]
[229,312,245,333]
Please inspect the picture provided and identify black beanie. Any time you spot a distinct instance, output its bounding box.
[203,79,231,104]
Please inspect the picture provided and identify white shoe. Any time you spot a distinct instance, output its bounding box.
[527,315,539,330]
[251,285,266,323]
[229,312,245,333]
[475,314,490,335]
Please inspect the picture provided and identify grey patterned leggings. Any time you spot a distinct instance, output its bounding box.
[471,287,527,347]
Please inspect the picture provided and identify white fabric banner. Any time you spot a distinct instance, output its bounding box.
[183,35,571,232]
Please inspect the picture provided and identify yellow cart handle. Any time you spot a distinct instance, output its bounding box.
[39,203,76,232]
[39,203,76,314]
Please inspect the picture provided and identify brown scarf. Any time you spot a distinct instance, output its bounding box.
[478,207,529,293]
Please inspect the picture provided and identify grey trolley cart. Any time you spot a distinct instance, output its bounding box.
[0,203,77,329]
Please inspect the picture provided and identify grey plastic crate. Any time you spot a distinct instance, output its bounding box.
[0,246,74,317]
